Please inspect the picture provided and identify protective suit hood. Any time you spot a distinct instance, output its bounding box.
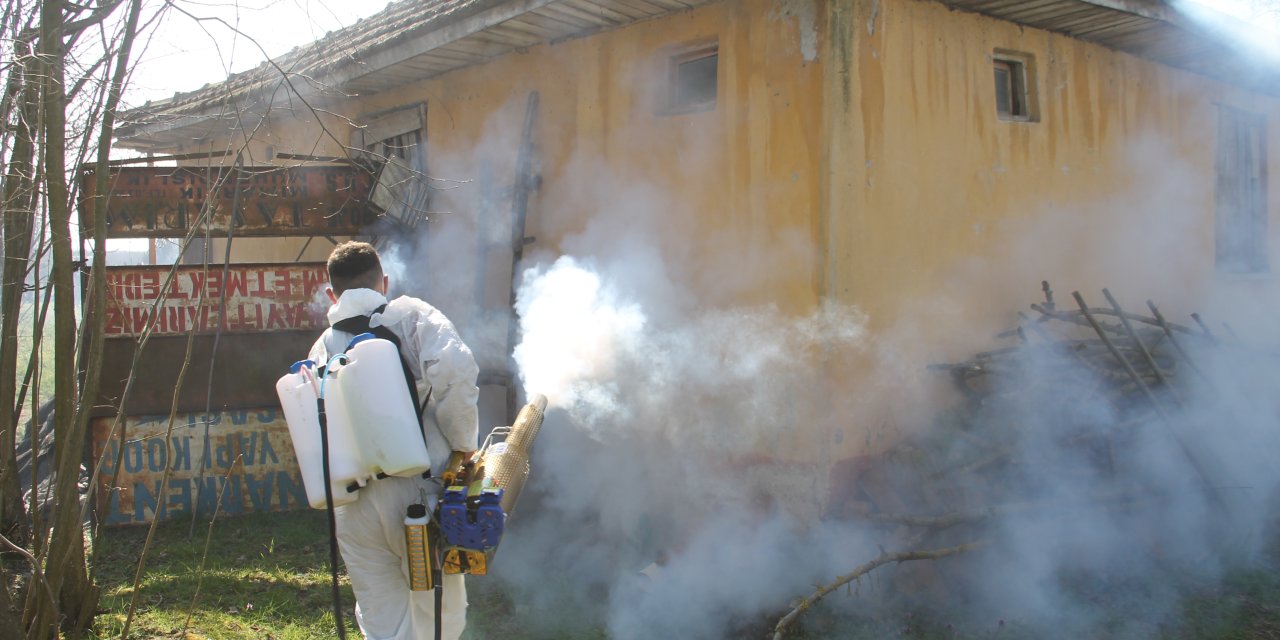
[327,288,389,327]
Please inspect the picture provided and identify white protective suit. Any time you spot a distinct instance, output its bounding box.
[309,288,479,640]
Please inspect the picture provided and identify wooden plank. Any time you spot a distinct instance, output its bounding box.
[1075,0,1179,23]
[346,63,453,93]
[477,24,548,47]
[962,0,1026,13]
[534,2,617,28]
[417,45,490,63]
[414,48,492,65]
[94,331,317,417]
[437,37,513,56]
[560,0,636,23]
[1088,18,1164,48]
[646,0,697,10]
[941,0,1174,22]
[92,408,308,525]
[1002,0,1083,24]
[489,18,564,41]
[463,31,527,47]
[524,6,598,31]
[1015,4,1101,27]
[601,0,670,18]
[331,0,562,89]
[579,0,650,20]
[1059,13,1144,36]
[391,60,458,76]
[80,165,376,239]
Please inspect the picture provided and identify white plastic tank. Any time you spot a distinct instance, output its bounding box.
[275,359,368,509]
[330,334,432,478]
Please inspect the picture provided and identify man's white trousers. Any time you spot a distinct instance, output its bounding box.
[335,475,467,640]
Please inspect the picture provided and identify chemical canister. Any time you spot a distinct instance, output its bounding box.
[331,334,431,477]
[275,360,368,509]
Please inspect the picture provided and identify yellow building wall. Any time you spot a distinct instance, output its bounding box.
[241,0,1280,334]
[173,0,1280,468]
[814,0,1280,464]
[823,0,1280,338]
[217,0,830,465]
[340,0,827,313]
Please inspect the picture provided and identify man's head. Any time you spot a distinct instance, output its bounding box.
[325,241,388,302]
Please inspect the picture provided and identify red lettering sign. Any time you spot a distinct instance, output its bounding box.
[102,263,328,337]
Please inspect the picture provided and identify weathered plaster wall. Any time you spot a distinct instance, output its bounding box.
[241,0,825,314]
[823,0,1280,339]
[247,0,1280,335]
[178,0,1280,466]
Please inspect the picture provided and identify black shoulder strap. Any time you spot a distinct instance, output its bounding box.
[332,305,424,428]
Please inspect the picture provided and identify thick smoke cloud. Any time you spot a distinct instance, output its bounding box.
[493,134,1280,638]
[1173,1,1280,65]
[448,134,881,635]
[374,75,1279,635]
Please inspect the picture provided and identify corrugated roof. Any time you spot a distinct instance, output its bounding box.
[116,0,1279,149]
[938,0,1280,95]
[116,0,710,149]
[117,0,488,146]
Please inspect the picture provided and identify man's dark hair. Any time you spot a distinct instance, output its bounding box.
[327,241,384,295]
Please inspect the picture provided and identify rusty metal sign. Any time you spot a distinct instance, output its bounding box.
[103,262,329,337]
[94,331,318,417]
[80,165,378,238]
[92,408,307,525]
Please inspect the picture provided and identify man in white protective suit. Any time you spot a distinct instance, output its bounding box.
[309,241,478,640]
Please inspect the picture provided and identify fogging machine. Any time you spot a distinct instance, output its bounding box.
[409,394,547,589]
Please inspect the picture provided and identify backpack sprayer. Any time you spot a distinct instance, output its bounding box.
[406,394,548,587]
[279,329,549,638]
[276,332,433,639]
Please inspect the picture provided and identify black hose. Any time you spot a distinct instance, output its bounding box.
[435,573,443,640]
[433,509,443,640]
[318,398,348,639]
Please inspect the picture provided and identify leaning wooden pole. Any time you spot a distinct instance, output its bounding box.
[771,542,985,640]
[1071,291,1220,508]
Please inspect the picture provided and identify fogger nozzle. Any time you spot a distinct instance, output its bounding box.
[487,394,547,516]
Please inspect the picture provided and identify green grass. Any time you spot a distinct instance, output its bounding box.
[88,510,606,640]
[90,510,361,639]
[87,509,1280,640]
[1171,568,1280,640]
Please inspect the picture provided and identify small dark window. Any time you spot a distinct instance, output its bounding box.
[665,44,717,114]
[993,52,1036,121]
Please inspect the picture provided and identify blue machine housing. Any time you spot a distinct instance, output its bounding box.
[439,487,506,551]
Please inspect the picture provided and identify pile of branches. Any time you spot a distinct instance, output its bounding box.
[773,282,1254,639]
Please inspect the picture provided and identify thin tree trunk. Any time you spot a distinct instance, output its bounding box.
[39,0,144,633]
[31,0,101,635]
[0,34,37,545]
[62,1,144,629]
[0,34,40,634]
[74,0,144,530]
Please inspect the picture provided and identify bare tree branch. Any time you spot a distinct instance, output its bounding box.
[772,542,986,640]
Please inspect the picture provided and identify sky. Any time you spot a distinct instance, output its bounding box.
[124,0,389,107]
[124,0,1279,109]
